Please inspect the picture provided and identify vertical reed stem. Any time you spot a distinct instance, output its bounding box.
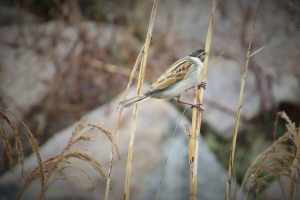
[105,48,144,200]
[123,1,159,199]
[189,1,217,199]
[225,1,262,199]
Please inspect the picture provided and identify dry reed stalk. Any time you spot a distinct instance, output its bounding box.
[0,125,14,171]
[17,151,107,200]
[104,7,150,197]
[225,1,262,199]
[104,48,144,200]
[237,112,299,200]
[0,108,25,178]
[188,0,217,199]
[0,108,49,199]
[123,1,159,200]
[288,124,300,200]
[16,120,116,199]
[104,23,145,198]
[8,111,46,200]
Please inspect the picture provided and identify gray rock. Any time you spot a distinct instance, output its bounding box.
[0,21,76,122]
[0,84,245,200]
[0,20,141,124]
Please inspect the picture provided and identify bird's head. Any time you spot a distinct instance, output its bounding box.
[189,49,209,62]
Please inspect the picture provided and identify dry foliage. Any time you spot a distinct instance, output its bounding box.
[1,1,300,200]
[238,112,300,199]
[226,0,300,199]
[0,107,119,200]
[0,124,14,172]
[17,117,119,200]
[0,108,25,178]
[1,107,46,199]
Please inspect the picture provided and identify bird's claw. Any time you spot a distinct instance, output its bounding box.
[197,82,206,90]
[185,82,206,92]
[191,103,204,112]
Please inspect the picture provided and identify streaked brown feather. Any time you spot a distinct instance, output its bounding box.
[145,57,192,95]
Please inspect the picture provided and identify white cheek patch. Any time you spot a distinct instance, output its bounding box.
[189,56,204,83]
[189,57,204,69]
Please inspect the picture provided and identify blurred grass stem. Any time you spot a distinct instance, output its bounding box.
[225,0,262,199]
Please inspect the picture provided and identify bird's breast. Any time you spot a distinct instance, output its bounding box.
[184,64,199,83]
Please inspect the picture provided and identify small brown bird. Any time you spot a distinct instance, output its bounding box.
[119,49,209,111]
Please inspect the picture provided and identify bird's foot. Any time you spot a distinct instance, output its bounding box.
[185,82,206,92]
[191,103,204,112]
[197,82,206,90]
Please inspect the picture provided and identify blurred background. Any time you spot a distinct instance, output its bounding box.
[0,0,300,199]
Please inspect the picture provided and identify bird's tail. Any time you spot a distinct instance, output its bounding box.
[119,95,150,108]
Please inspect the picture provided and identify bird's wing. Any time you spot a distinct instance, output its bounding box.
[145,57,193,95]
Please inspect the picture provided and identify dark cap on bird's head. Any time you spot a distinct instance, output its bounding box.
[189,49,209,62]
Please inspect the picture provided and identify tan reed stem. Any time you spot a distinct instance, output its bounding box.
[189,1,218,199]
[123,1,159,200]
[225,0,262,199]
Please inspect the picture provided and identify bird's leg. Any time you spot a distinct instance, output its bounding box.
[176,96,204,112]
[185,82,206,92]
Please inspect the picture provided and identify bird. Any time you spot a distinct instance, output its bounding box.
[119,49,209,111]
